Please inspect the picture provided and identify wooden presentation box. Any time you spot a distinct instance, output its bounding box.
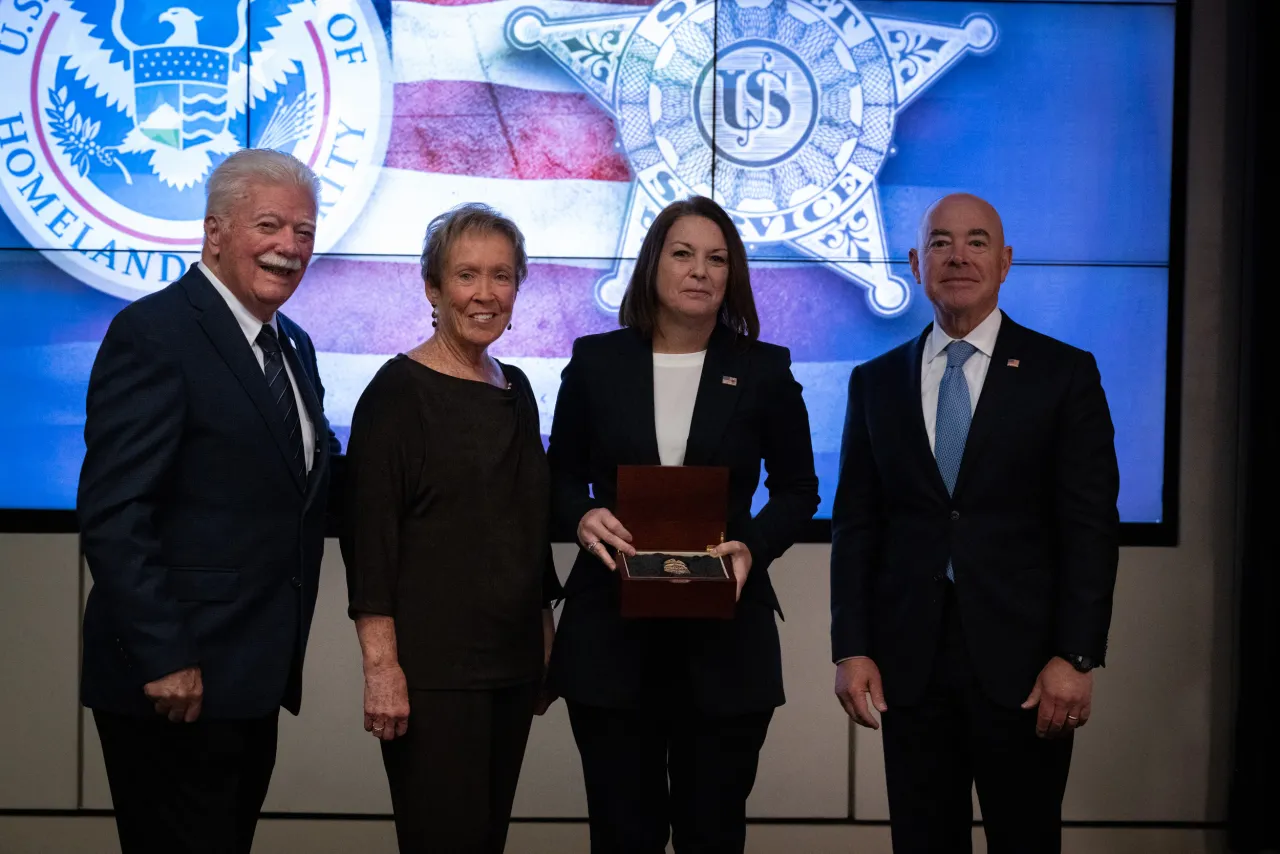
[616,464,735,620]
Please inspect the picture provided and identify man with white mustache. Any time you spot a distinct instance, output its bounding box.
[78,148,339,854]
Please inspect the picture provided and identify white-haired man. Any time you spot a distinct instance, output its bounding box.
[78,148,339,854]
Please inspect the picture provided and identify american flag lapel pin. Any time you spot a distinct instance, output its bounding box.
[1007,358,1020,368]
[722,375,738,386]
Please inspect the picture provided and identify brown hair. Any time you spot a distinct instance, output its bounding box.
[618,196,759,340]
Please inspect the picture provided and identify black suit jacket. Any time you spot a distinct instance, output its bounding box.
[78,265,338,719]
[546,325,819,715]
[830,312,1120,709]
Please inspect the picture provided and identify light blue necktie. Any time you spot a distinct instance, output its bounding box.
[935,340,977,582]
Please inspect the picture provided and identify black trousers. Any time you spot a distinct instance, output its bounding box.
[380,682,539,854]
[93,708,279,854]
[567,701,773,854]
[881,584,1074,854]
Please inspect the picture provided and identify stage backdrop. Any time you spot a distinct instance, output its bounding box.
[0,0,1175,521]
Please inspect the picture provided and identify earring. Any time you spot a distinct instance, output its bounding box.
[431,306,438,329]
[507,321,513,330]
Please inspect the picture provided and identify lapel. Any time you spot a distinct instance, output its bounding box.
[682,324,744,467]
[908,326,951,500]
[181,265,306,493]
[953,311,1020,497]
[620,327,662,465]
[279,316,330,505]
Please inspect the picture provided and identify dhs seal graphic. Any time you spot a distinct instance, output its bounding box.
[506,0,996,315]
[0,0,391,300]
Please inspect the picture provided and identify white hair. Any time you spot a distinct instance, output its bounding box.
[204,148,320,219]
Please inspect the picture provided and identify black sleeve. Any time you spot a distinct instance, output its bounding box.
[340,367,423,619]
[1052,351,1121,663]
[76,309,199,684]
[737,347,820,565]
[546,339,603,541]
[829,364,884,662]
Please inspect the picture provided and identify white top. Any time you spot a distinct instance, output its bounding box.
[198,261,315,473]
[652,350,706,467]
[920,308,1002,456]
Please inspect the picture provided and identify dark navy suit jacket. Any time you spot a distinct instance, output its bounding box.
[830,313,1120,709]
[546,324,819,715]
[78,265,338,719]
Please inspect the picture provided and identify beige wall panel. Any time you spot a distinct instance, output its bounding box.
[0,534,81,809]
[747,544,849,817]
[265,540,390,813]
[512,543,590,817]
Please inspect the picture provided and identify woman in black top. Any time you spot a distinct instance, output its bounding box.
[546,197,820,853]
[340,203,561,853]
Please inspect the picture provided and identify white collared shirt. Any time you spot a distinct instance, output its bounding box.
[198,261,315,473]
[920,308,1002,456]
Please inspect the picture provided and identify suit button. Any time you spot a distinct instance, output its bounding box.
[291,577,302,589]
[950,510,960,521]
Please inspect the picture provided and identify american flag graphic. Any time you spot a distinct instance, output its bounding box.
[279,0,879,497]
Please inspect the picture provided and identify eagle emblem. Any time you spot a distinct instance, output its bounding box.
[0,0,392,301]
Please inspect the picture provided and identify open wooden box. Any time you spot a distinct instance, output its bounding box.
[616,465,735,620]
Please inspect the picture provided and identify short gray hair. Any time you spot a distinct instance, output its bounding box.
[420,203,529,289]
[204,149,320,219]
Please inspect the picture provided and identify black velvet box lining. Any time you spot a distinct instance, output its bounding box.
[624,552,726,579]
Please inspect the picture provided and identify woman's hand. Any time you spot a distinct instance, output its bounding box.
[364,662,410,741]
[576,508,636,571]
[710,540,753,600]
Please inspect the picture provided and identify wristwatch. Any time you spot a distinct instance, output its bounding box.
[1061,653,1097,673]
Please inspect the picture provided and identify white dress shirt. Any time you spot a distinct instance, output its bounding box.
[652,350,706,467]
[921,308,1003,455]
[198,261,315,473]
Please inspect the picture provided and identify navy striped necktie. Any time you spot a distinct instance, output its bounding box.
[256,325,306,482]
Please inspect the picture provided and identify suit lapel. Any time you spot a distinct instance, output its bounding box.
[182,267,305,492]
[909,327,951,500]
[279,321,329,504]
[621,328,662,465]
[682,324,743,467]
[953,312,1020,497]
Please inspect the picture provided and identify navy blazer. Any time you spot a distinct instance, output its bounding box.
[546,324,819,715]
[830,313,1120,709]
[78,265,338,719]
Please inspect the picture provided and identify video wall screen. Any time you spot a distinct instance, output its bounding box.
[0,0,1177,524]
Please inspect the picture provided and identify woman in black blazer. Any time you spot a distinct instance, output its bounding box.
[546,196,820,853]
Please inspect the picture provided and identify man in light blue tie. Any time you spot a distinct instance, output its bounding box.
[829,194,1120,853]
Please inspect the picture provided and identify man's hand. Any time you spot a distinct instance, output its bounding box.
[144,666,203,723]
[709,541,753,600]
[364,663,410,741]
[1022,657,1093,738]
[834,657,888,729]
